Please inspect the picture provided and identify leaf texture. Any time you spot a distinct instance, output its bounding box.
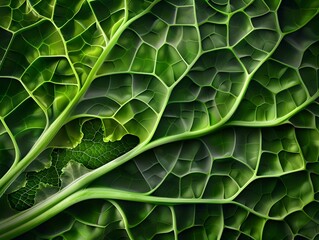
[0,0,319,239]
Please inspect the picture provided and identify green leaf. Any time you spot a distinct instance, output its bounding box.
[0,0,319,239]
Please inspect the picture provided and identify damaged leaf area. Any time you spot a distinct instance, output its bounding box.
[0,0,319,239]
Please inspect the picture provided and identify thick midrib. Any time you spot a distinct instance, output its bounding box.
[0,0,160,197]
[0,186,303,239]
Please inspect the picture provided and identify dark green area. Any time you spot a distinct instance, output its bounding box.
[8,119,139,211]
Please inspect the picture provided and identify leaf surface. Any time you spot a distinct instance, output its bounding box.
[0,0,319,239]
